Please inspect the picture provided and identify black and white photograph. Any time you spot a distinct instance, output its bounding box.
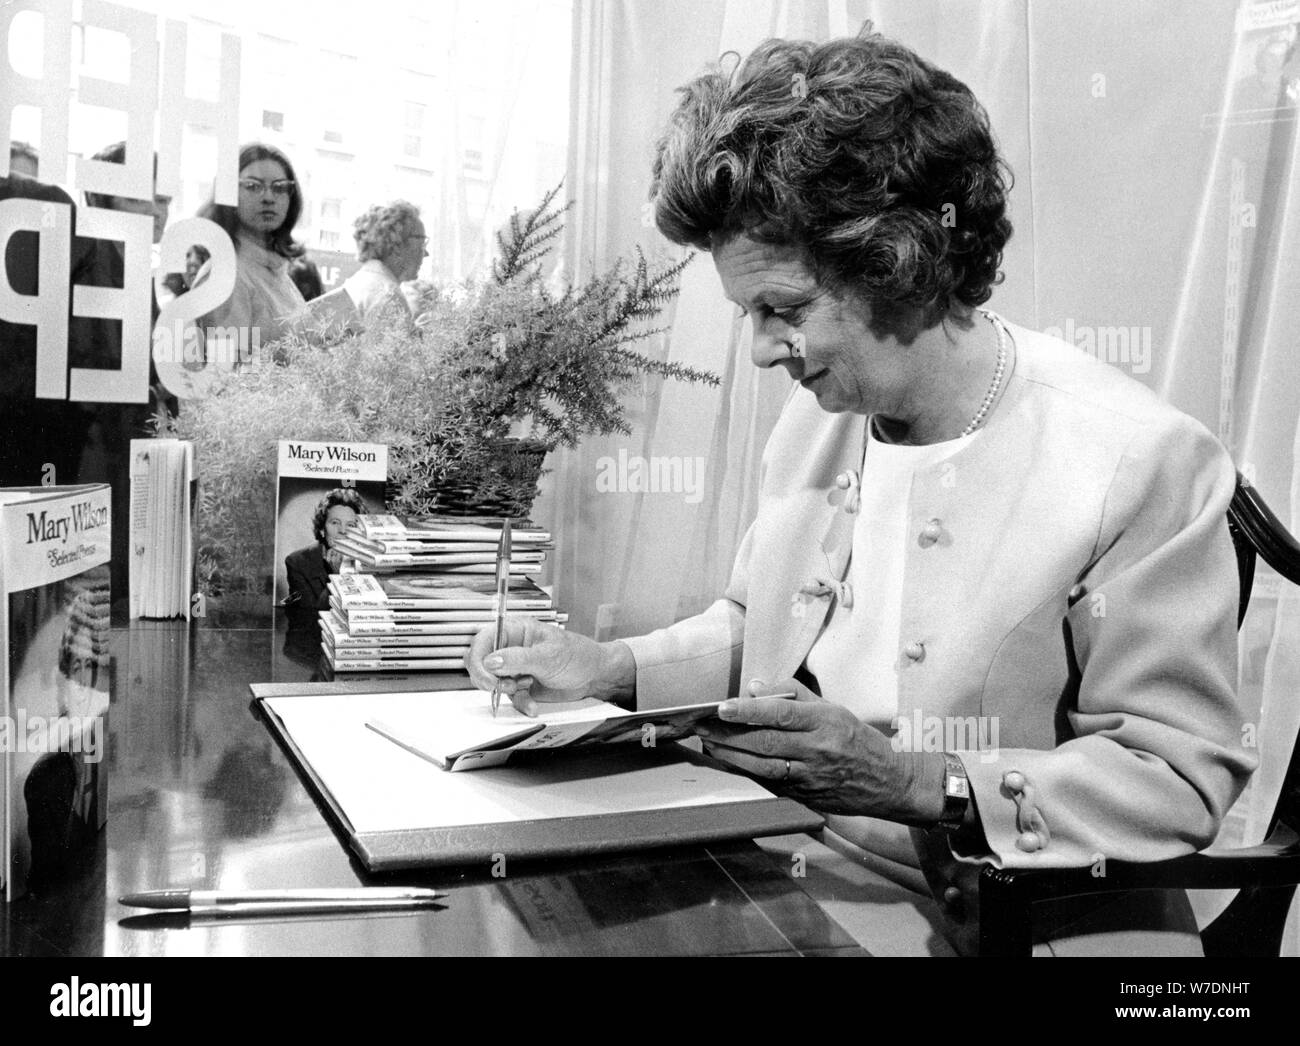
[1,0,1298,1012]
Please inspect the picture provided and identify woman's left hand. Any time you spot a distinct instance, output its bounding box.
[694,679,942,823]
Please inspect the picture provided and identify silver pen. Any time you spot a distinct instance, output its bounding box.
[490,519,513,717]
[119,887,446,914]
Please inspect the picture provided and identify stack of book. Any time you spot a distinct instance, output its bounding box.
[321,516,566,673]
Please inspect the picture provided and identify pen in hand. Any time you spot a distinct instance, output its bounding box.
[490,520,513,717]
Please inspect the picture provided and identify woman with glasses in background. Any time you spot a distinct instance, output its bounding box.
[193,142,308,353]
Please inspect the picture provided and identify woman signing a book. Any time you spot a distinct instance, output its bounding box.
[466,33,1255,956]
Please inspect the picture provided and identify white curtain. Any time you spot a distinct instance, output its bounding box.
[537,0,1300,953]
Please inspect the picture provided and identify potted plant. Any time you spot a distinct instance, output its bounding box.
[163,186,718,602]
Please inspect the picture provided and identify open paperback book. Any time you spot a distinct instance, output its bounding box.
[128,439,196,619]
[367,690,721,771]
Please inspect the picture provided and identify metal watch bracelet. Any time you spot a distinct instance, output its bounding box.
[938,751,970,832]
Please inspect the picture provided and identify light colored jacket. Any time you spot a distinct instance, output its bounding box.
[343,260,409,323]
[624,322,1256,949]
[201,237,307,346]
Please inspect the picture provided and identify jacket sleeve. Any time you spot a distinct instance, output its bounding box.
[620,524,752,709]
[285,549,329,611]
[958,414,1258,868]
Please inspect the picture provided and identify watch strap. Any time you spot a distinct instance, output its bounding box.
[938,751,970,832]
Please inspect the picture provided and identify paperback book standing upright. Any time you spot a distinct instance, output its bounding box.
[128,439,196,619]
[273,440,389,609]
[0,485,111,901]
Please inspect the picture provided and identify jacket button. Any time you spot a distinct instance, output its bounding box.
[1068,583,1085,602]
[1016,831,1041,853]
[1002,771,1026,794]
[942,886,964,921]
[919,519,943,546]
[835,471,852,490]
[903,641,926,662]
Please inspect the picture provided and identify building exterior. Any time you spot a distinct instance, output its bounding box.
[12,0,572,284]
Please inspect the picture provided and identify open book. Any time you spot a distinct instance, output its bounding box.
[253,687,821,870]
[128,439,196,619]
[367,690,720,771]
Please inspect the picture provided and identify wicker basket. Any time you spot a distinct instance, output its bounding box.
[390,437,549,518]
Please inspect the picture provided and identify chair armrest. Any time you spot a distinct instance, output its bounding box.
[978,824,1300,955]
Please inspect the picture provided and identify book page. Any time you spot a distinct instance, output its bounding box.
[367,690,723,760]
[263,691,773,834]
[368,690,619,761]
[182,443,195,616]
[128,443,151,619]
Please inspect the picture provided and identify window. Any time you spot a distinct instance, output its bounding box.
[462,113,487,173]
[319,230,340,249]
[319,51,359,147]
[320,198,342,221]
[401,101,426,159]
[262,110,284,132]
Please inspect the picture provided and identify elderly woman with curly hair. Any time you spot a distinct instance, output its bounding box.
[284,488,369,610]
[340,200,427,322]
[468,33,1256,956]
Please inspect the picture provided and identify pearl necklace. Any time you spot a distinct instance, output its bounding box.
[960,309,1009,437]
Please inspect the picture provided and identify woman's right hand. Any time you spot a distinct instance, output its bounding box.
[465,618,636,715]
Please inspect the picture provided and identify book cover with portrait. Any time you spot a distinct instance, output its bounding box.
[273,441,388,609]
[1,485,112,902]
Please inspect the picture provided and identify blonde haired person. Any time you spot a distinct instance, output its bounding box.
[342,200,427,322]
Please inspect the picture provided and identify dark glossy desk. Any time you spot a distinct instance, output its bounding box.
[2,613,865,957]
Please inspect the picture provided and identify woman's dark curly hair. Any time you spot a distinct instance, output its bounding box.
[311,488,368,544]
[652,34,1013,335]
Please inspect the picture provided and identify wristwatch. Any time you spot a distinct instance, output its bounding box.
[938,752,970,832]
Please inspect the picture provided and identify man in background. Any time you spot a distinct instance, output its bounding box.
[0,169,119,490]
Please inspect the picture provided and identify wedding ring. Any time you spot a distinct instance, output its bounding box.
[783,759,791,781]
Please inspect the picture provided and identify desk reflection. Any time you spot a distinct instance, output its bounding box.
[4,615,863,957]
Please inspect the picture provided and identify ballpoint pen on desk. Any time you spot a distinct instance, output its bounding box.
[119,887,447,917]
[490,519,512,718]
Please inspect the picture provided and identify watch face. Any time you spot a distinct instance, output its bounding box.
[945,774,970,799]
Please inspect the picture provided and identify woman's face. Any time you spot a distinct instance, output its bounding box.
[322,505,358,548]
[237,158,293,240]
[392,219,428,281]
[184,247,205,284]
[713,233,908,417]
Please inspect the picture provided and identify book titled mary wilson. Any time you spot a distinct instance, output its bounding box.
[1,485,111,901]
[331,572,553,611]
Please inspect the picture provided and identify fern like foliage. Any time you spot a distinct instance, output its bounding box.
[168,187,716,593]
